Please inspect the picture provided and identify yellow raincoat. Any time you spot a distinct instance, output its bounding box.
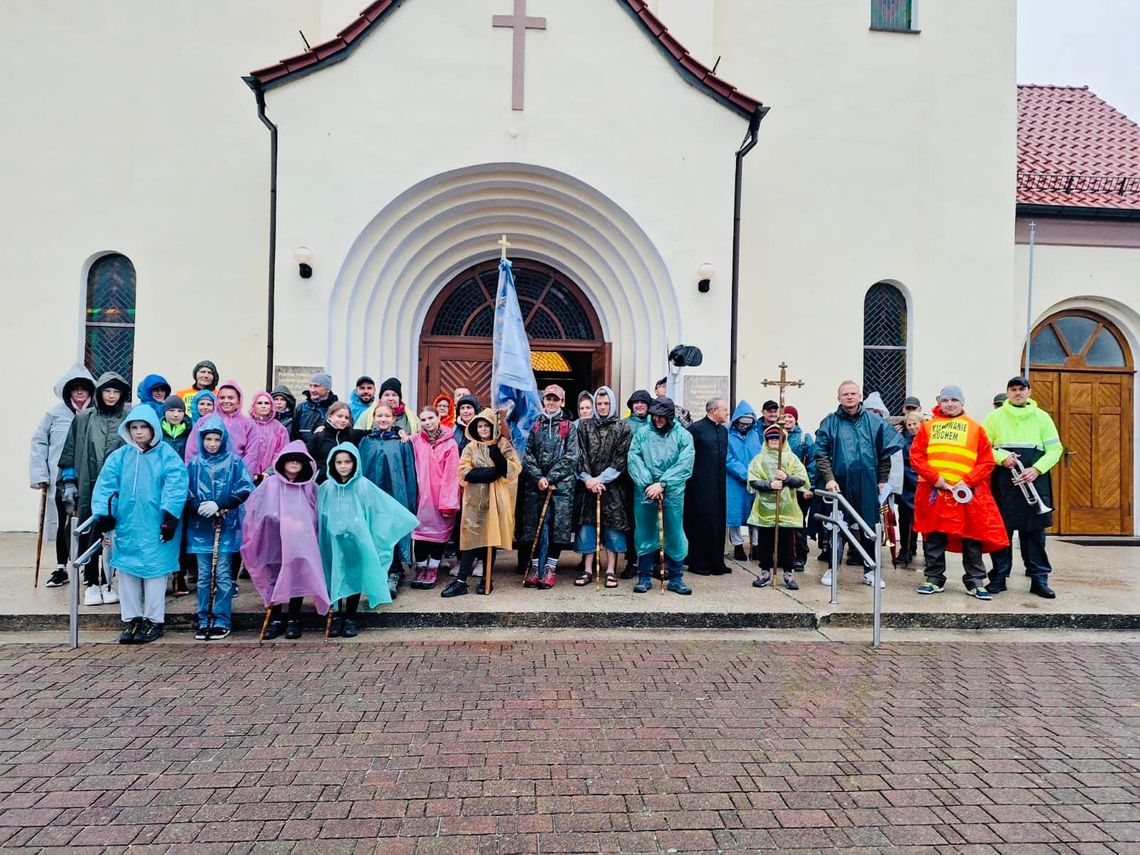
[458,409,521,550]
[747,443,809,528]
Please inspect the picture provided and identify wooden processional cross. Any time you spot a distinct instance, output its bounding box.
[761,362,804,418]
[493,0,546,110]
[761,361,805,534]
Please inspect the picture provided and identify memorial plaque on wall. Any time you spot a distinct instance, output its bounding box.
[273,365,323,398]
[683,374,729,412]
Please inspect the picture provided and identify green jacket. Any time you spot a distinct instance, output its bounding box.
[56,371,131,519]
[982,399,1062,473]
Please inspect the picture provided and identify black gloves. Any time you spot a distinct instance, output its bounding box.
[784,476,805,489]
[159,511,179,542]
[488,443,508,477]
[749,479,769,492]
[91,515,116,536]
[219,495,242,511]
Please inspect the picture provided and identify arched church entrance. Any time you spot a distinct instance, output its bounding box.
[418,259,611,411]
[1024,309,1134,535]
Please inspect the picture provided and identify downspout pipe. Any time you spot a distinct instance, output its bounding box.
[730,105,768,410]
[251,84,279,391]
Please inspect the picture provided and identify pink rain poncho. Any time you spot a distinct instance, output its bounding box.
[239,441,331,615]
[185,379,255,467]
[245,391,289,480]
[410,425,460,543]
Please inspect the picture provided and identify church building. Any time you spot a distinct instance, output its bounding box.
[5,0,1137,535]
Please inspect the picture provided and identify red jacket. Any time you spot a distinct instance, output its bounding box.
[911,407,1009,553]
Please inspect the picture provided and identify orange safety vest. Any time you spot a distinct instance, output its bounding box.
[921,416,979,484]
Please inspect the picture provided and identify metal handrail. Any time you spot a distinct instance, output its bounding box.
[812,489,884,648]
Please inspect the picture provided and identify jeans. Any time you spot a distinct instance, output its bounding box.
[577,524,627,554]
[922,532,987,590]
[197,551,234,630]
[990,527,1051,583]
[637,551,683,582]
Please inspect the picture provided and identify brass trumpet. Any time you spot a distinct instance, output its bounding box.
[1011,458,1052,514]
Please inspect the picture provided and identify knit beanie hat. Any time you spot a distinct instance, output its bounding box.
[164,396,186,414]
[763,425,784,441]
[380,377,403,398]
[939,385,965,404]
[310,372,333,390]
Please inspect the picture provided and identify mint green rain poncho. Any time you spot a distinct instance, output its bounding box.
[626,402,695,560]
[91,404,189,578]
[317,443,419,608]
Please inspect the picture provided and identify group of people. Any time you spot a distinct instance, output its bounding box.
[28,361,1062,643]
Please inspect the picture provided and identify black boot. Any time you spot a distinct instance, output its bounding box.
[733,545,747,561]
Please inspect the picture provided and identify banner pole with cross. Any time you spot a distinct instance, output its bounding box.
[760,362,804,575]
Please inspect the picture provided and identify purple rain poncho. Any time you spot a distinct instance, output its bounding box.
[245,391,289,479]
[240,441,331,615]
[185,379,255,466]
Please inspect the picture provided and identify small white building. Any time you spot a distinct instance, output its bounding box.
[5,0,1137,534]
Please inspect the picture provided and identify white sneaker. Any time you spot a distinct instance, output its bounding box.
[100,584,119,604]
[820,570,833,586]
[83,585,103,606]
[863,571,886,589]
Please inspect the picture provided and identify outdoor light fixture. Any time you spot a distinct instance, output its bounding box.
[697,262,716,293]
[294,246,314,279]
[668,345,703,368]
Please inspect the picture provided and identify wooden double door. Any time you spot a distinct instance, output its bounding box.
[1028,371,1133,535]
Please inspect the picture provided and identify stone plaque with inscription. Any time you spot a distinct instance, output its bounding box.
[273,365,324,398]
[682,374,729,413]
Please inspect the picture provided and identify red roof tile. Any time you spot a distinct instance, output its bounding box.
[245,0,762,120]
[1018,85,1140,210]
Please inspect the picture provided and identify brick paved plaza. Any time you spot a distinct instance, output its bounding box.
[0,636,1137,854]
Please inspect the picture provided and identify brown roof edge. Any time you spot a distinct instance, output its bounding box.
[244,0,764,120]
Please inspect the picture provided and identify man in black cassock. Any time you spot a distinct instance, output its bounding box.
[683,398,730,574]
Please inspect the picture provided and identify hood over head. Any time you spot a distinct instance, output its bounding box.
[648,397,677,431]
[592,385,618,422]
[326,441,361,484]
[136,374,171,402]
[195,414,230,456]
[191,360,219,389]
[215,379,244,406]
[94,372,131,412]
[54,364,96,409]
[190,389,216,418]
[274,439,316,483]
[270,384,296,409]
[466,407,500,443]
[117,403,162,448]
[862,391,889,417]
[432,393,455,426]
[627,389,653,410]
[248,390,276,422]
[731,400,757,427]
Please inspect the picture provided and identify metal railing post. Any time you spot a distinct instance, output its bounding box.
[873,522,883,648]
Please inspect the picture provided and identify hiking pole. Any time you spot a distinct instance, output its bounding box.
[325,600,337,640]
[595,491,602,592]
[257,605,273,643]
[657,496,666,594]
[525,487,554,586]
[205,510,226,640]
[33,485,48,588]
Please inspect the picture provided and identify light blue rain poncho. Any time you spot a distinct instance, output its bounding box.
[91,404,189,579]
[725,400,761,528]
[626,407,695,560]
[318,443,419,608]
[184,414,255,555]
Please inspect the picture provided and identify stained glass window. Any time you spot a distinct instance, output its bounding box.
[1030,313,1129,369]
[429,262,596,340]
[871,0,915,31]
[863,282,908,415]
[85,254,136,385]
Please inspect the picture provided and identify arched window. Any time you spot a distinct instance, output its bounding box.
[85,254,136,384]
[1027,310,1131,370]
[862,281,908,414]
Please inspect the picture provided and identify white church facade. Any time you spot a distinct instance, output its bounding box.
[5,0,1137,534]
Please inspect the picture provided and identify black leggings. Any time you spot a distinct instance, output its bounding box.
[414,541,446,562]
[457,548,497,581]
[270,597,304,620]
[54,495,71,566]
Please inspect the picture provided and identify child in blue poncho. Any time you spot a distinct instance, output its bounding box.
[185,415,254,640]
[90,404,188,645]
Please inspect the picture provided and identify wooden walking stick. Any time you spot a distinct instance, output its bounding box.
[325,601,337,640]
[524,487,554,586]
[33,485,48,588]
[595,491,603,591]
[485,545,493,595]
[257,605,273,643]
[205,511,226,640]
[656,496,666,594]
